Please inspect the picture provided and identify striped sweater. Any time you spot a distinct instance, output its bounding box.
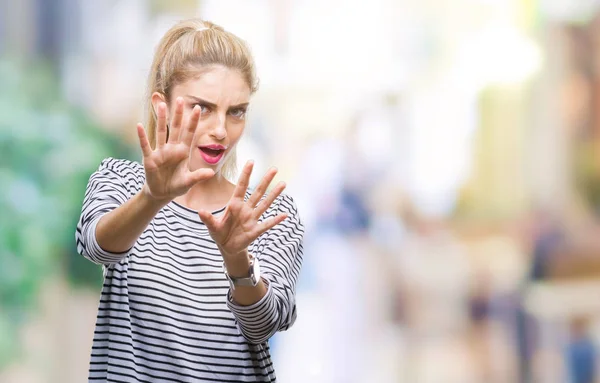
[75,158,304,382]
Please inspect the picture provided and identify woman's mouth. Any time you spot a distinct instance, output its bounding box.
[198,144,226,165]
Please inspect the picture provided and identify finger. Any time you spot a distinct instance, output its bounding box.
[232,160,254,200]
[254,181,286,218]
[198,209,218,231]
[136,123,152,158]
[247,167,277,208]
[255,213,288,236]
[184,168,215,187]
[181,105,201,146]
[168,97,184,144]
[156,102,168,148]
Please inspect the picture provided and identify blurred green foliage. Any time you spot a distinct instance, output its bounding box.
[0,58,135,368]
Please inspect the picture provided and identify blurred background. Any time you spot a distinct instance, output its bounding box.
[3,0,600,382]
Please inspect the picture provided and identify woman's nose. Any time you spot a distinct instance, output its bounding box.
[210,115,227,140]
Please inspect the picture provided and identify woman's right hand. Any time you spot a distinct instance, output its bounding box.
[136,97,215,203]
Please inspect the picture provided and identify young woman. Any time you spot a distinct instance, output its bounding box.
[75,19,304,382]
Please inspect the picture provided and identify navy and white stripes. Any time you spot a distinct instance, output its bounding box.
[75,158,304,382]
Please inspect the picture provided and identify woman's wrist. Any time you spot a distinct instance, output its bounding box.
[139,184,171,209]
[222,248,252,277]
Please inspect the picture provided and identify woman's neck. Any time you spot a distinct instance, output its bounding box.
[174,172,235,212]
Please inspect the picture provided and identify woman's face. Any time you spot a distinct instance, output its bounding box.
[157,65,251,174]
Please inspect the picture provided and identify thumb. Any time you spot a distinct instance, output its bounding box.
[185,168,215,187]
[198,209,218,230]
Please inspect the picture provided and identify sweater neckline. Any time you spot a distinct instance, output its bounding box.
[166,200,226,226]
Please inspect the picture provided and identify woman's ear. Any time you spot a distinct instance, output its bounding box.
[151,92,168,120]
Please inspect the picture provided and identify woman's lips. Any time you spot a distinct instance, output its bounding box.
[198,145,226,165]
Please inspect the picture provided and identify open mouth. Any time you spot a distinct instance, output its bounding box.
[198,145,226,165]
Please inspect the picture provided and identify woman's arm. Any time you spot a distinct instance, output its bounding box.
[197,162,304,344]
[76,101,213,265]
[76,158,149,265]
[94,189,168,253]
[226,194,304,344]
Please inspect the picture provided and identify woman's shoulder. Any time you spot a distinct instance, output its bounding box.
[263,193,305,237]
[97,157,144,176]
[274,193,299,215]
[94,157,146,188]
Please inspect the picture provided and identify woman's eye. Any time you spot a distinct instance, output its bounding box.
[230,108,247,119]
[192,104,210,114]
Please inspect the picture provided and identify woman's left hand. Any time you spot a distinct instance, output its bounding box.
[198,161,288,264]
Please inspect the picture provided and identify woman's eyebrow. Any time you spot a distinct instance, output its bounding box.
[185,95,249,109]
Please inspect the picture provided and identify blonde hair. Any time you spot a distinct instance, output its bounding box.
[145,19,258,180]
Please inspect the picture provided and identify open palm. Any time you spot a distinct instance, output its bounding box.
[137,99,214,201]
[198,161,287,258]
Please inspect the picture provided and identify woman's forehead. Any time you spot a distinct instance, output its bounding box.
[174,67,250,104]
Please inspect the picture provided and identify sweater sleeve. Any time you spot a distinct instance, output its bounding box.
[75,157,144,266]
[227,194,305,344]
